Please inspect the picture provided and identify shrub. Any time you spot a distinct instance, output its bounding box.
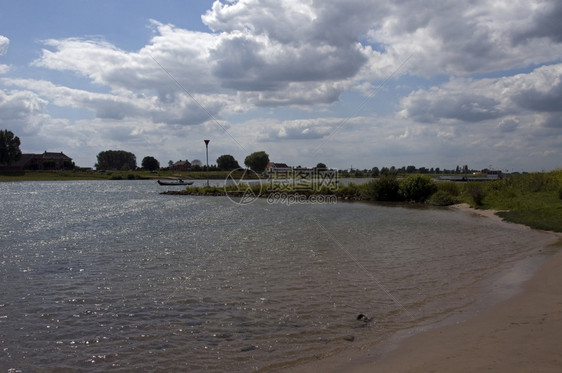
[428,190,457,206]
[362,176,402,201]
[464,182,487,206]
[399,175,438,203]
[437,181,461,196]
[335,182,362,199]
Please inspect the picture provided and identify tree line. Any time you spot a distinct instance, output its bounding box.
[94,150,271,172]
[0,128,490,175]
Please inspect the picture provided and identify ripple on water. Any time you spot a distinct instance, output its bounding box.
[0,181,554,372]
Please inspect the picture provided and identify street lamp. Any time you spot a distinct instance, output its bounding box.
[204,139,210,187]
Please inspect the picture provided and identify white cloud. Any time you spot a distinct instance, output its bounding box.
[400,63,562,124]
[0,88,47,127]
[363,0,562,78]
[0,35,9,55]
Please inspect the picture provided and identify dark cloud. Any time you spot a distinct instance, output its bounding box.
[542,113,562,128]
[513,0,562,44]
[497,117,519,133]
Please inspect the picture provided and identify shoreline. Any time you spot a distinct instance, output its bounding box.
[287,203,562,373]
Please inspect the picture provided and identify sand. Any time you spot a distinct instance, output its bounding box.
[288,204,562,373]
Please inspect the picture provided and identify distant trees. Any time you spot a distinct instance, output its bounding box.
[95,150,137,170]
[244,151,269,173]
[216,154,240,170]
[141,156,160,171]
[0,130,22,165]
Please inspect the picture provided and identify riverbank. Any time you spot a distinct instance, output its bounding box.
[287,204,562,373]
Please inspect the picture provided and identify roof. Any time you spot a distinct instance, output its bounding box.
[40,151,72,160]
[267,162,290,169]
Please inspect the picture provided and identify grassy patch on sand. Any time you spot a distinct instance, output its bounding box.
[460,170,562,232]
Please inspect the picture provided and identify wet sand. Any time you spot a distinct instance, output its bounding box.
[289,204,562,373]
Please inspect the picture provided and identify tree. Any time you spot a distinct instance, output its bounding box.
[0,130,22,165]
[216,154,240,170]
[371,166,380,177]
[316,162,327,170]
[244,151,269,173]
[142,156,160,171]
[95,150,137,170]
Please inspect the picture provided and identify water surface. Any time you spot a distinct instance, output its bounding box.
[0,180,552,371]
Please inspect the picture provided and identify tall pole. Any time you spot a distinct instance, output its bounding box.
[204,139,210,187]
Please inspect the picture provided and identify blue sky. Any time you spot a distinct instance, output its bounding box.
[1,0,561,171]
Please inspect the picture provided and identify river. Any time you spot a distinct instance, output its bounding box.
[0,180,552,372]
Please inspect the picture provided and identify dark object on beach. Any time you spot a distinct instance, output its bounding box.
[357,314,371,322]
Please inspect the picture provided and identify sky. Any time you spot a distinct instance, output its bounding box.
[0,0,561,172]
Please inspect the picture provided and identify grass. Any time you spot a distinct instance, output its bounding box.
[460,170,562,232]
[0,169,255,182]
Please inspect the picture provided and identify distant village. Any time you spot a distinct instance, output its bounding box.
[0,148,505,181]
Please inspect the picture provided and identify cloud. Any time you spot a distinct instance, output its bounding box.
[510,64,562,112]
[399,81,504,123]
[400,63,562,123]
[4,78,229,125]
[497,117,519,133]
[542,114,562,129]
[256,118,342,141]
[32,3,378,110]
[0,88,47,122]
[364,0,562,78]
[513,0,562,43]
[0,35,8,55]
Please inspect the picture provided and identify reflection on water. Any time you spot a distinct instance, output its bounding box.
[0,180,553,372]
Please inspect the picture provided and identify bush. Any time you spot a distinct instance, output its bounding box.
[437,181,461,196]
[362,176,402,201]
[335,182,362,199]
[464,182,487,206]
[399,175,438,203]
[428,190,457,206]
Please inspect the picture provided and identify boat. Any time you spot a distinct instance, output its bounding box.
[157,179,193,186]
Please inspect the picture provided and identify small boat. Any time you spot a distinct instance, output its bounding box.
[157,179,193,186]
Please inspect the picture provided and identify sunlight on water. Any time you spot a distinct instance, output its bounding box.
[0,180,554,372]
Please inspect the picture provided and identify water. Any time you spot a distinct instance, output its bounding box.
[0,180,554,372]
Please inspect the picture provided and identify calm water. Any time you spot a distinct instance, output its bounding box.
[0,180,553,372]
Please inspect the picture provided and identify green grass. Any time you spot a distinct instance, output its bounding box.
[460,170,562,232]
[0,169,254,182]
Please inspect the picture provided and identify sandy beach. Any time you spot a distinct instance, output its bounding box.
[289,204,562,373]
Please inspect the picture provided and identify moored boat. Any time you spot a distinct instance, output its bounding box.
[157,179,193,186]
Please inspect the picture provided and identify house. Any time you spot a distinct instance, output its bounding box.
[266,162,291,173]
[0,151,74,171]
[171,160,192,171]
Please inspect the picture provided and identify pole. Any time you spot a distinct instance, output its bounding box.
[204,139,210,187]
